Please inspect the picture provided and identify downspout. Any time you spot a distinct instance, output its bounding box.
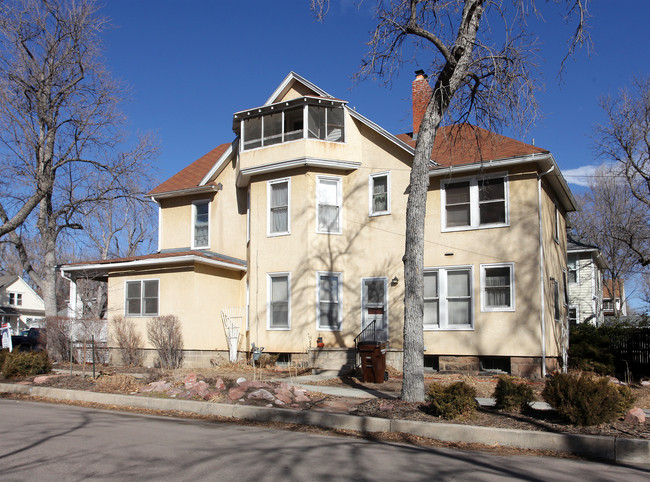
[537,164,555,377]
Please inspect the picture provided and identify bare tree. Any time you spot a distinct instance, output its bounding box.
[593,76,650,267]
[0,0,157,317]
[570,164,647,314]
[314,0,588,401]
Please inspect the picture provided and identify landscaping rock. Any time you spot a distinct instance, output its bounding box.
[228,386,247,400]
[214,377,226,390]
[236,377,246,385]
[239,380,269,390]
[33,375,52,384]
[274,390,293,405]
[248,389,275,402]
[274,399,286,406]
[624,407,646,424]
[183,373,197,388]
[142,380,171,393]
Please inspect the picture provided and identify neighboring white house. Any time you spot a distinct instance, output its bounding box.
[0,275,45,334]
[566,238,608,326]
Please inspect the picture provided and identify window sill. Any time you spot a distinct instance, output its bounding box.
[481,307,515,313]
[267,232,290,238]
[369,211,390,217]
[442,223,509,233]
[267,327,291,331]
[317,327,342,332]
[316,230,342,236]
[424,326,474,331]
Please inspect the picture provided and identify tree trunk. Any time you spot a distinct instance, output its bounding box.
[401,103,442,402]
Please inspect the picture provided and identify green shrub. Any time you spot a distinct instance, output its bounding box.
[427,381,477,419]
[0,349,9,371]
[542,372,635,425]
[2,351,52,378]
[568,323,615,375]
[493,375,535,412]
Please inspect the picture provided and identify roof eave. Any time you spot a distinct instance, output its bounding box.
[428,152,578,212]
[148,185,220,201]
[61,255,247,279]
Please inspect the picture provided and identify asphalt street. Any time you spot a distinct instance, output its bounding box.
[0,399,648,481]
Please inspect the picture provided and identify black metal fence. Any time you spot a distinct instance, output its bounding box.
[609,327,650,379]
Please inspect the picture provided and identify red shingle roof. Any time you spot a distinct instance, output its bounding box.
[397,124,548,167]
[148,143,231,195]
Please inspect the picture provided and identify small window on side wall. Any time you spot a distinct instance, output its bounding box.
[317,176,341,234]
[268,178,290,236]
[125,280,159,317]
[369,172,390,216]
[481,263,515,311]
[192,200,210,249]
[268,273,290,330]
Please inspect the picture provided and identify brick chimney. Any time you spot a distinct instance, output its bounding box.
[412,69,432,138]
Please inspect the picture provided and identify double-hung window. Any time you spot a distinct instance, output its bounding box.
[8,292,22,306]
[192,200,210,249]
[317,176,342,234]
[268,273,290,330]
[423,267,473,329]
[552,279,560,321]
[567,255,578,284]
[268,178,290,236]
[554,205,560,243]
[317,272,342,331]
[480,263,515,311]
[369,172,390,216]
[442,175,508,230]
[125,280,159,316]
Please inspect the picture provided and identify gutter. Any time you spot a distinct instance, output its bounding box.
[148,184,220,201]
[537,164,555,377]
[62,255,247,275]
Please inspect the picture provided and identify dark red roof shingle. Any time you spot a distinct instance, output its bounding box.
[148,143,231,195]
[398,124,548,167]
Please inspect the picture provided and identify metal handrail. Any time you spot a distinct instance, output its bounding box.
[354,319,379,367]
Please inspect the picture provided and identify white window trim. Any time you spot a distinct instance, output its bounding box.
[8,292,23,306]
[246,189,250,244]
[191,199,211,249]
[267,178,291,237]
[567,254,579,284]
[368,171,391,217]
[124,279,160,317]
[316,271,343,331]
[480,262,516,312]
[360,276,389,340]
[568,304,579,324]
[267,272,291,331]
[424,266,474,331]
[316,175,342,235]
[440,173,509,232]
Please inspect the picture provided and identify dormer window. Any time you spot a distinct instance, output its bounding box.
[192,200,210,249]
[238,99,345,151]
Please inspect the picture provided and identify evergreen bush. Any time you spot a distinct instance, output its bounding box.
[493,375,535,412]
[427,381,477,419]
[542,372,634,425]
[2,350,52,378]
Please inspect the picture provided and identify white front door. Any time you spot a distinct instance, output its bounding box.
[361,277,388,342]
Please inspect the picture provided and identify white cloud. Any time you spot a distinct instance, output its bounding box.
[562,163,616,187]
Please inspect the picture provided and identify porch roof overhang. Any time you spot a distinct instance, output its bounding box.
[60,251,247,281]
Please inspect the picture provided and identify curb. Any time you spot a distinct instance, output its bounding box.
[1,383,648,465]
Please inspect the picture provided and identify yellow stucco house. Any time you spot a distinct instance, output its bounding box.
[61,72,576,377]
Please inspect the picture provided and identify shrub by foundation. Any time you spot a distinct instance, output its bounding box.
[493,375,535,412]
[542,372,635,425]
[112,315,144,367]
[2,351,52,378]
[427,381,477,419]
[147,315,184,369]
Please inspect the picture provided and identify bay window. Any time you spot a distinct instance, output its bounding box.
[268,273,290,330]
[317,176,342,234]
[268,178,290,236]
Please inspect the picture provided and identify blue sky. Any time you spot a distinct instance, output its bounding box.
[101,1,650,191]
